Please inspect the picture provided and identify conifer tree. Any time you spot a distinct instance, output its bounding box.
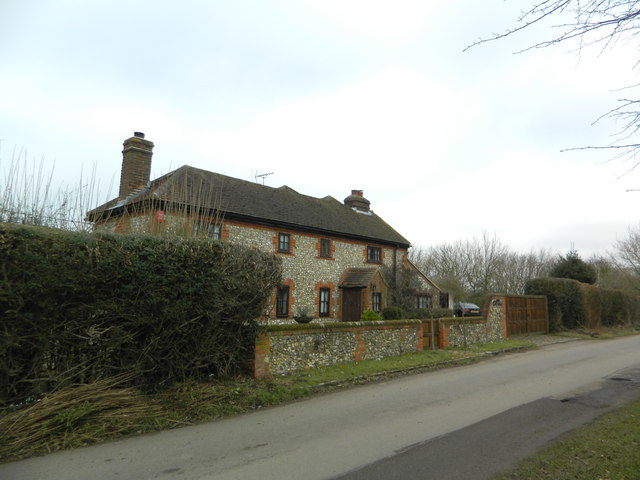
[550,249,597,284]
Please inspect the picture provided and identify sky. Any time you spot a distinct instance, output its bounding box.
[1,0,639,258]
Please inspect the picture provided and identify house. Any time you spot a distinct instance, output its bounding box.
[86,132,442,322]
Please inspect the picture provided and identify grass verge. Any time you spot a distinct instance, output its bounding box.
[554,326,640,340]
[0,338,533,463]
[490,398,640,480]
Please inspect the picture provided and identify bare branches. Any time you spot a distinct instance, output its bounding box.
[410,234,554,301]
[0,146,104,231]
[560,96,640,173]
[466,1,640,54]
[467,1,640,174]
[464,0,572,52]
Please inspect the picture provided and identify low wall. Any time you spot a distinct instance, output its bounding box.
[437,297,507,348]
[254,320,423,378]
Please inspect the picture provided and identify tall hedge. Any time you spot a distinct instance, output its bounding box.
[525,277,640,332]
[0,223,282,405]
[525,278,586,331]
[600,288,640,326]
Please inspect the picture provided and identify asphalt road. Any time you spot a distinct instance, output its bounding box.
[333,365,640,479]
[3,335,640,480]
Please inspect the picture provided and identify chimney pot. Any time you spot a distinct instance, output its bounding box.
[351,190,364,197]
[134,132,145,138]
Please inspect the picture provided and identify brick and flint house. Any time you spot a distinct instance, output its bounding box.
[86,132,442,323]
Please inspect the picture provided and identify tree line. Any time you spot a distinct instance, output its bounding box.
[410,229,640,305]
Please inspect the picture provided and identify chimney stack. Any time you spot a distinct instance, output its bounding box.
[344,189,370,212]
[118,132,154,200]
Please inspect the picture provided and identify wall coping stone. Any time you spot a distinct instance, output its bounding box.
[265,319,422,334]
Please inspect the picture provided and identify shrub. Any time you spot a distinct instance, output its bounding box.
[382,306,404,320]
[525,277,585,331]
[360,309,383,321]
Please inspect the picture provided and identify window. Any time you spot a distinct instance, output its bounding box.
[320,238,332,258]
[367,246,382,264]
[416,295,431,309]
[194,221,221,240]
[278,233,291,253]
[372,292,382,313]
[276,286,290,317]
[319,288,331,317]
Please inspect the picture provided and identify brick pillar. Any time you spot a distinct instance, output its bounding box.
[438,321,449,349]
[354,329,365,362]
[254,333,271,378]
[500,297,508,339]
[415,323,424,351]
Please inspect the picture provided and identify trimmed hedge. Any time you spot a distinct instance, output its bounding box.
[0,223,282,405]
[382,306,404,320]
[403,307,454,320]
[525,277,640,332]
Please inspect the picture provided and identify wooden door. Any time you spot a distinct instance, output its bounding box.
[342,288,362,322]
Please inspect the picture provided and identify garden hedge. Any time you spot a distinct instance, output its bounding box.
[525,277,640,332]
[0,223,282,405]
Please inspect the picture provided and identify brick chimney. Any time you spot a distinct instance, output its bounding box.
[344,189,370,212]
[118,132,154,200]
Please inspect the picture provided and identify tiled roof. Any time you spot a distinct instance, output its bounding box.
[88,165,410,247]
[339,268,378,288]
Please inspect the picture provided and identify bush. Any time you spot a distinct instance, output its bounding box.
[382,306,404,320]
[525,277,585,331]
[360,309,383,321]
[0,223,282,405]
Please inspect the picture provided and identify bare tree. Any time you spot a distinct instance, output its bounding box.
[467,0,640,170]
[493,250,555,294]
[411,234,554,302]
[613,223,640,291]
[589,253,633,289]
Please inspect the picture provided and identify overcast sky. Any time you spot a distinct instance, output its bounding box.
[1,0,638,257]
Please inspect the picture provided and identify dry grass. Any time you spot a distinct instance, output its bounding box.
[0,376,165,461]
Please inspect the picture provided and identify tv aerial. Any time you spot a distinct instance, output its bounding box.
[253,170,274,185]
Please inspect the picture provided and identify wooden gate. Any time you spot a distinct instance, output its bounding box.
[422,319,440,349]
[505,295,548,335]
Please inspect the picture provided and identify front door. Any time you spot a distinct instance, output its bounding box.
[342,288,362,322]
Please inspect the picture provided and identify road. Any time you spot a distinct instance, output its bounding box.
[3,335,640,480]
